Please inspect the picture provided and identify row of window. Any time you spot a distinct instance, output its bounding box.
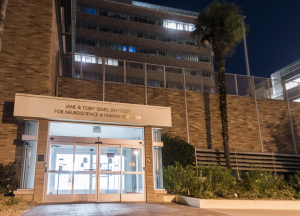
[76,20,197,46]
[77,5,195,32]
[75,38,213,63]
[74,71,214,92]
[75,54,214,76]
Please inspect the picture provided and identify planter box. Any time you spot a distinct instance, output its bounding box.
[175,196,300,210]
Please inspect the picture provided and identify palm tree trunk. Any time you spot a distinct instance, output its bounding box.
[0,0,8,53]
[212,36,232,169]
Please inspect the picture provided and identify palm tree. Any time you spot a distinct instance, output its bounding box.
[0,0,8,53]
[192,1,246,169]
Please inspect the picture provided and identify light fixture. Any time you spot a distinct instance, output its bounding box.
[134,149,139,155]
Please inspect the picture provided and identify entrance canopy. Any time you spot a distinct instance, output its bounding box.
[13,94,172,128]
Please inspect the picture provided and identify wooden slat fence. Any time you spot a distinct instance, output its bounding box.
[195,148,300,173]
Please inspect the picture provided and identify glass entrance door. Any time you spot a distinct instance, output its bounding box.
[46,142,144,203]
[98,145,144,202]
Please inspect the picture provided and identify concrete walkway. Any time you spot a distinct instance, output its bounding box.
[22,203,227,216]
[22,203,300,216]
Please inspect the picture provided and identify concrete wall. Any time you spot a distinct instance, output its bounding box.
[0,0,59,175]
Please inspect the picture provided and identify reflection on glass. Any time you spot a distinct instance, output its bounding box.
[153,147,163,189]
[49,145,74,171]
[25,121,38,135]
[153,129,161,142]
[49,122,143,140]
[122,174,143,194]
[122,148,142,172]
[47,173,72,194]
[20,141,37,189]
[100,147,121,171]
[100,174,121,194]
[74,145,96,171]
[73,173,96,194]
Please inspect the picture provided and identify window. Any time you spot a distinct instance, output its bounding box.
[203,86,215,93]
[106,74,124,83]
[185,69,201,77]
[153,147,163,189]
[20,121,38,189]
[129,46,136,53]
[147,80,164,88]
[126,77,144,85]
[163,20,195,32]
[186,84,201,92]
[166,82,182,90]
[166,67,182,74]
[83,72,102,81]
[147,64,163,72]
[127,62,143,70]
[105,59,124,67]
[153,129,161,142]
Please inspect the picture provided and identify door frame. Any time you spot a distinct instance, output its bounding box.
[44,136,145,203]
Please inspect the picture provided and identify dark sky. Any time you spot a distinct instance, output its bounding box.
[144,0,300,78]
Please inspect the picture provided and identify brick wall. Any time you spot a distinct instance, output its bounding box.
[287,101,300,154]
[0,0,58,174]
[57,77,298,154]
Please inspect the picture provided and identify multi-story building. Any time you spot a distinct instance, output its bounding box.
[1,0,300,204]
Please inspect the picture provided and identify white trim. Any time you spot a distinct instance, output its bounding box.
[22,135,38,141]
[153,141,163,147]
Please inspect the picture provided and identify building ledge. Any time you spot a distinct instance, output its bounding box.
[13,189,34,195]
[154,189,167,194]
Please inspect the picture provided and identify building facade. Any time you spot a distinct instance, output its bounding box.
[1,0,300,204]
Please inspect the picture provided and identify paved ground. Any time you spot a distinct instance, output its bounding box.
[22,203,227,216]
[22,203,300,216]
[210,209,300,216]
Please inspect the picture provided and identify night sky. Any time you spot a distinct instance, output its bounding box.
[143,0,300,78]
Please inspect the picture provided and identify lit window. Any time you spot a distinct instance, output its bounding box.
[163,20,195,31]
[75,54,81,62]
[129,46,136,53]
[123,46,127,51]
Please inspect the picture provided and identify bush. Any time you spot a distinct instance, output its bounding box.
[289,171,300,198]
[162,134,195,167]
[2,197,21,206]
[0,163,19,195]
[163,164,300,200]
[237,169,295,199]
[163,162,198,195]
[194,165,236,199]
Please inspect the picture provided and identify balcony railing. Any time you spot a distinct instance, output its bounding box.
[59,52,300,103]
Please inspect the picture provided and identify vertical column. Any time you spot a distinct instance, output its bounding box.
[200,71,204,92]
[144,127,154,202]
[283,80,297,154]
[102,57,105,101]
[183,67,189,143]
[33,120,48,203]
[80,55,83,79]
[163,66,166,88]
[235,75,238,95]
[71,0,76,78]
[145,63,147,105]
[252,76,264,152]
[124,60,126,84]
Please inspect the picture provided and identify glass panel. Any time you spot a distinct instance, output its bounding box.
[49,144,74,171]
[100,174,121,194]
[47,173,72,194]
[153,129,161,142]
[100,147,121,171]
[122,148,142,172]
[24,121,38,135]
[49,122,143,140]
[73,173,96,194]
[122,174,143,194]
[153,147,163,189]
[74,145,96,171]
[20,141,37,189]
[225,74,237,95]
[254,77,271,99]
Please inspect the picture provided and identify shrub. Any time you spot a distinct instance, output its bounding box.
[194,165,236,199]
[2,197,21,206]
[237,169,295,199]
[0,162,19,195]
[162,134,195,167]
[163,162,198,195]
[289,171,300,198]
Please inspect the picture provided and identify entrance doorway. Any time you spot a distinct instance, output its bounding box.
[46,142,144,203]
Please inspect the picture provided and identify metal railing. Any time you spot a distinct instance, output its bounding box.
[195,148,300,173]
[60,52,300,102]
